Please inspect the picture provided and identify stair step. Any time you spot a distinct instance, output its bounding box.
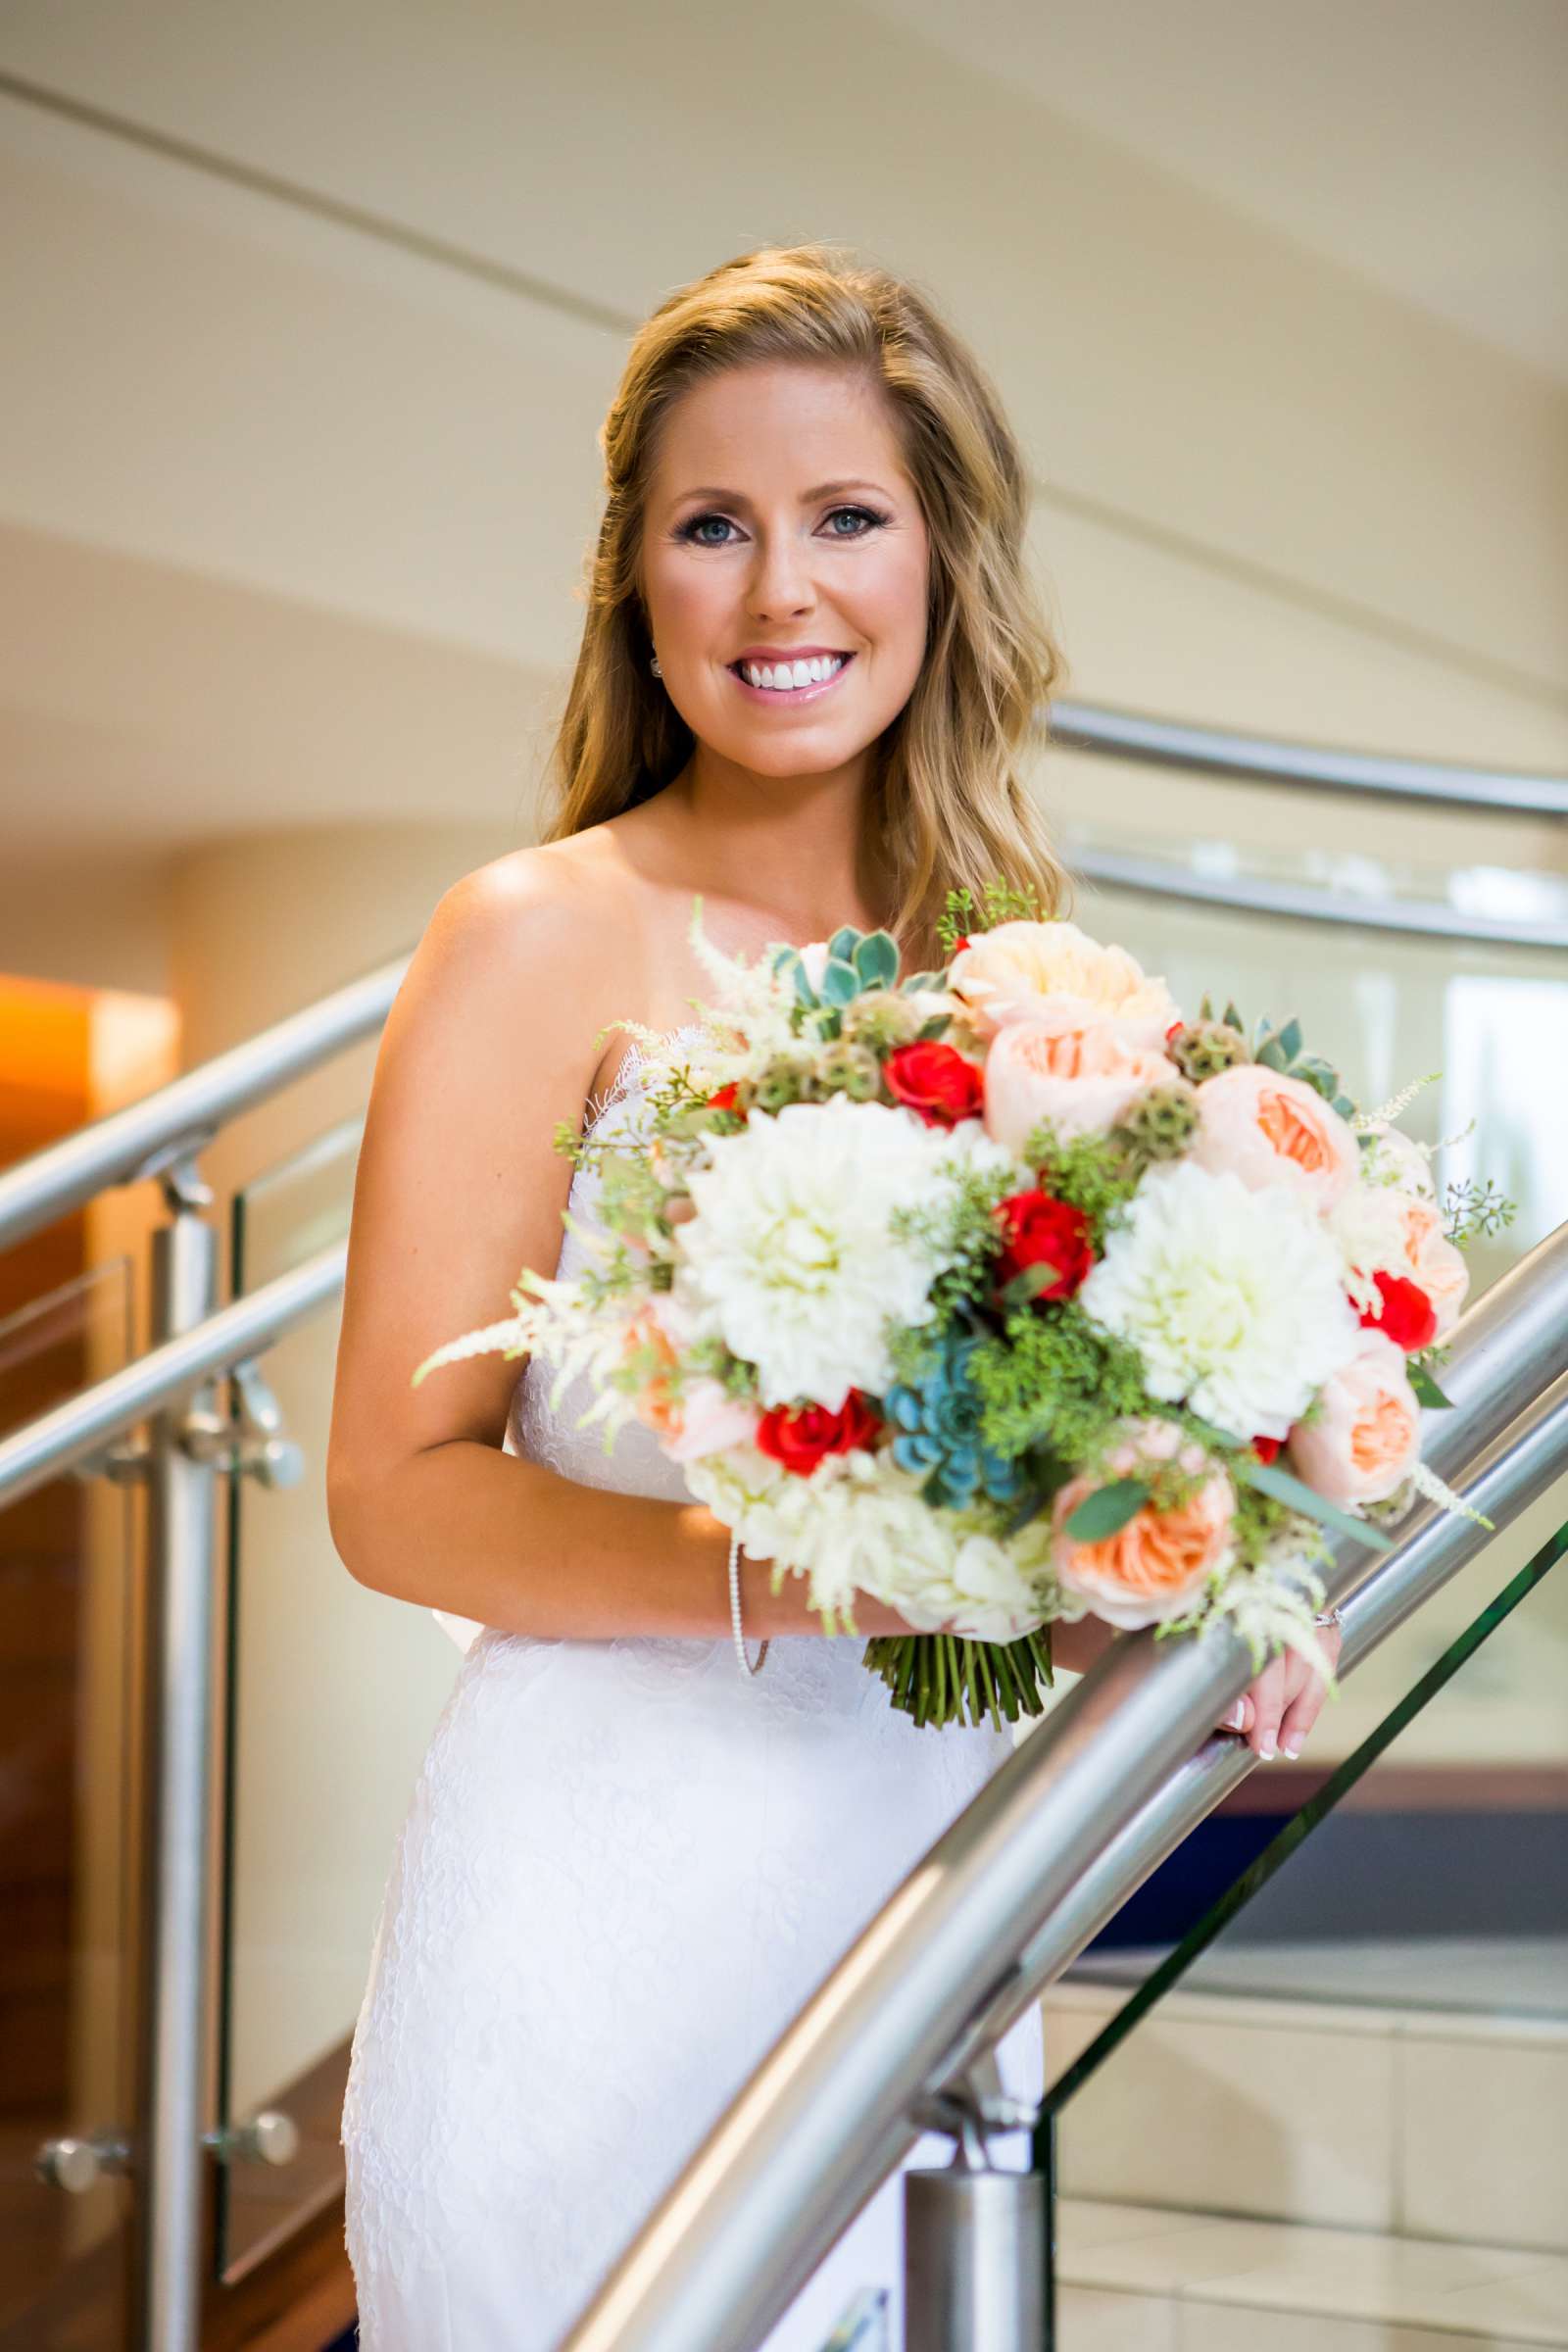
[1044,1971,1568,2256]
[1058,2195,1568,2348]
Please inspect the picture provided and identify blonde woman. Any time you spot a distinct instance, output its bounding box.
[329,242,1336,2348]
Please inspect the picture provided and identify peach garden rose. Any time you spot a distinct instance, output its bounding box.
[1189,1062,1360,1212]
[1049,1417,1238,1630]
[982,1008,1174,1153]
[1391,1195,1469,1336]
[949,918,1182,1048]
[1286,1330,1422,1508]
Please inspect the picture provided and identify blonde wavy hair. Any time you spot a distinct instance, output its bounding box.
[538,240,1074,968]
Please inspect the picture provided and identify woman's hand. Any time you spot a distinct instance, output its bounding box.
[1214,1621,1343,1760]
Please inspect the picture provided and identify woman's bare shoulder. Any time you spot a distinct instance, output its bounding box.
[431,836,635,996]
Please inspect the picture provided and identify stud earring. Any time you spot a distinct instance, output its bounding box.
[650,655,662,677]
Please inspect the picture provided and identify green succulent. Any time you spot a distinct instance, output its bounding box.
[1191,993,1359,1121]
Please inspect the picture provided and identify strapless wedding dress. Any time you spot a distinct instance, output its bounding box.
[340,1032,1044,2349]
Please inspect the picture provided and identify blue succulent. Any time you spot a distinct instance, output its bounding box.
[884,1330,1026,1510]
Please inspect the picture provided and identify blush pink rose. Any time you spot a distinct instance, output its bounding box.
[1190,1064,1360,1211]
[983,1010,1173,1153]
[1286,1330,1421,1507]
[1050,1424,1236,1630]
[1391,1196,1468,1337]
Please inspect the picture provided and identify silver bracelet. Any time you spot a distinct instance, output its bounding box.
[728,1528,770,1677]
[1311,1605,1344,1629]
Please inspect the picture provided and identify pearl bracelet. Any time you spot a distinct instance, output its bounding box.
[728,1529,771,1677]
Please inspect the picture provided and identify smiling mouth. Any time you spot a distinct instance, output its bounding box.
[727,653,856,701]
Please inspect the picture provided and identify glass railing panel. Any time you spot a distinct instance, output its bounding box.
[217,1117,462,2278]
[1069,826,1568,1295]
[0,1262,139,2350]
[1043,1508,1568,2266]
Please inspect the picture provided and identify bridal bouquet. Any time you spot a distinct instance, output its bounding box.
[413,881,1512,1730]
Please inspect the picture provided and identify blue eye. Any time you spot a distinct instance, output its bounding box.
[674,504,888,546]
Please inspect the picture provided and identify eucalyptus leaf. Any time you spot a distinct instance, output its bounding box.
[820,956,860,1005]
[1236,1455,1396,1550]
[1407,1361,1455,1409]
[1000,1262,1059,1308]
[828,925,862,964]
[1063,1478,1151,1543]
[789,956,819,1009]
[1278,1016,1302,1061]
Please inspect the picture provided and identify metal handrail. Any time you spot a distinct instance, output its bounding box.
[559,1215,1568,2349]
[0,1244,345,1507]
[1068,840,1568,950]
[0,952,408,1254]
[1048,700,1568,819]
[944,1367,1568,2087]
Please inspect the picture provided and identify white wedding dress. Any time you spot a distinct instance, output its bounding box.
[340,1030,1044,2349]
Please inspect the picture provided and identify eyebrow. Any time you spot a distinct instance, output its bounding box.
[667,477,895,508]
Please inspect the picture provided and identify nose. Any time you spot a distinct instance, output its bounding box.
[745,524,813,623]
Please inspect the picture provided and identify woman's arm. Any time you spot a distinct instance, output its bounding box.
[324,856,912,1642]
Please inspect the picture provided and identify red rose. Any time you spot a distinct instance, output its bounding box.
[883,1040,985,1127]
[992,1187,1095,1305]
[1250,1435,1284,1464]
[756,1390,882,1477]
[1354,1268,1438,1351]
[706,1081,745,1118]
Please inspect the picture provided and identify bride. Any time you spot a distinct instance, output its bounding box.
[327,241,1337,2349]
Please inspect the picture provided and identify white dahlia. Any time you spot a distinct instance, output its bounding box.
[1076,1159,1363,1441]
[670,1094,968,1409]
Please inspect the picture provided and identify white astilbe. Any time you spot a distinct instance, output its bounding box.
[411,1267,640,1447]
[682,892,800,1058]
[1352,1070,1439,1130]
[1164,1539,1343,1690]
[1409,1454,1495,1533]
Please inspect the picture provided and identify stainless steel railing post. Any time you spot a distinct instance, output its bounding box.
[133,1150,220,2352]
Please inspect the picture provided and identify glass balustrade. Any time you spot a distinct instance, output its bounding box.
[0,1262,139,2351]
[1072,831,1568,1297]
[1039,1501,1568,2335]
[217,1114,463,2278]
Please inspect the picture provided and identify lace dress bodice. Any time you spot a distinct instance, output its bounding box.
[340,1025,1043,2349]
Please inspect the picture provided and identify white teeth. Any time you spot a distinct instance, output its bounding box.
[741,654,847,690]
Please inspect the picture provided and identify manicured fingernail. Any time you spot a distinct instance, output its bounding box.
[1281,1740,1300,1759]
[1258,1731,1277,1759]
[1225,1703,1246,1729]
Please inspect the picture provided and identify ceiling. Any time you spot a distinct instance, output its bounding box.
[863,0,1568,384]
